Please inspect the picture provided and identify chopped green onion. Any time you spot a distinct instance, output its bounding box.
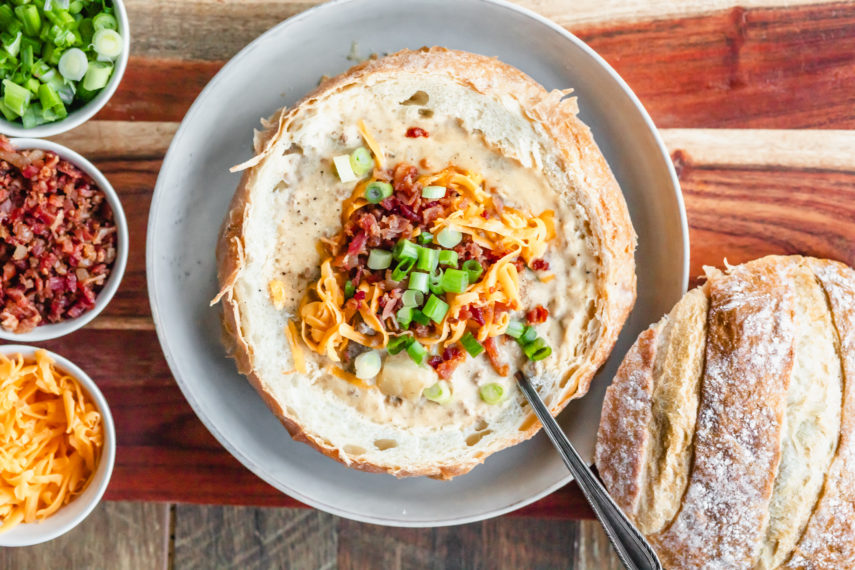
[390,257,415,281]
[402,290,423,308]
[406,340,428,366]
[82,61,112,91]
[429,272,445,296]
[387,335,414,355]
[37,83,61,110]
[69,1,85,15]
[519,325,537,344]
[0,6,13,28]
[2,79,31,116]
[0,100,17,120]
[416,247,439,272]
[460,332,484,357]
[93,28,123,59]
[423,295,449,323]
[424,381,452,404]
[412,310,430,326]
[92,12,118,31]
[20,43,33,73]
[393,238,419,261]
[2,31,22,58]
[31,59,52,79]
[421,185,446,199]
[505,320,525,339]
[408,271,429,293]
[462,259,483,282]
[479,383,505,405]
[58,47,87,80]
[417,231,433,245]
[440,268,469,294]
[438,250,458,267]
[523,338,552,361]
[396,307,413,328]
[24,77,40,94]
[436,227,462,248]
[334,154,357,182]
[349,146,373,177]
[354,350,382,380]
[364,181,393,203]
[344,280,355,299]
[21,102,47,128]
[15,5,41,37]
[367,249,392,270]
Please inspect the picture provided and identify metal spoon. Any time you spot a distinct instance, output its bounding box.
[515,371,662,570]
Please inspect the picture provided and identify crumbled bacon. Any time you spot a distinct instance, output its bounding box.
[0,135,117,333]
[405,127,429,138]
[531,258,550,271]
[429,345,466,379]
[526,304,549,324]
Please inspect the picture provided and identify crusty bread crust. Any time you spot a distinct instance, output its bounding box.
[214,47,636,478]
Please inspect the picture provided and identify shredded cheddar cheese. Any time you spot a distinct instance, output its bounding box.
[357,119,385,169]
[285,320,306,374]
[326,365,377,390]
[0,350,104,533]
[268,279,287,310]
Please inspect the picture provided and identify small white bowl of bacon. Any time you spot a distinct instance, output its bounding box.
[0,345,116,546]
[0,136,128,341]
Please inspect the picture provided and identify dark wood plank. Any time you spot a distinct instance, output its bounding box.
[0,502,169,570]
[173,504,336,569]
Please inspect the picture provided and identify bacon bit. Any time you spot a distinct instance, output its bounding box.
[434,347,466,379]
[483,337,509,376]
[353,290,366,302]
[531,258,550,271]
[405,127,429,138]
[427,355,443,368]
[469,306,485,326]
[526,304,549,324]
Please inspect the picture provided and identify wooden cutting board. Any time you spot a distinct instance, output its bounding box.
[24,0,855,518]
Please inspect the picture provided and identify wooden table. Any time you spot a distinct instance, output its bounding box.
[21,0,855,520]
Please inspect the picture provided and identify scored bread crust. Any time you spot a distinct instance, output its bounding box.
[595,255,855,568]
[215,47,636,478]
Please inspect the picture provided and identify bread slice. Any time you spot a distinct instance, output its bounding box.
[596,255,852,568]
[215,48,636,478]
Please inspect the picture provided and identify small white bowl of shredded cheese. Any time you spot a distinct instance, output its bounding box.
[0,345,115,547]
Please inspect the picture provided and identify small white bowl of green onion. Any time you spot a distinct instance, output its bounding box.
[0,0,129,138]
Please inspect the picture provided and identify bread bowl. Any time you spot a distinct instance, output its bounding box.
[214,47,636,479]
[596,255,855,568]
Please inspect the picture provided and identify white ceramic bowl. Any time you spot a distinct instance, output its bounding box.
[0,138,128,342]
[0,344,116,547]
[0,0,130,138]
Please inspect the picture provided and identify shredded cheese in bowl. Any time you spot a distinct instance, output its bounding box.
[0,349,106,536]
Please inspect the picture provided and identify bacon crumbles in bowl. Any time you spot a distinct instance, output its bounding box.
[0,136,127,340]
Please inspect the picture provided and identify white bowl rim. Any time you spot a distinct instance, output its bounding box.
[0,344,116,547]
[0,138,129,342]
[0,0,130,138]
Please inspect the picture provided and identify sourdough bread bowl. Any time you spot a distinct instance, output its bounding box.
[596,255,855,569]
[215,47,636,479]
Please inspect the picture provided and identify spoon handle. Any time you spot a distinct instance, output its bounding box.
[515,372,662,570]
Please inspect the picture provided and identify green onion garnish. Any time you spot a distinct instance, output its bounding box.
[429,271,445,296]
[421,185,446,200]
[15,5,41,37]
[367,249,393,270]
[333,154,357,183]
[57,47,88,81]
[519,325,537,345]
[364,181,393,204]
[401,290,423,308]
[505,320,525,339]
[460,332,484,357]
[82,61,112,91]
[418,231,433,245]
[462,259,484,283]
[479,383,505,405]
[440,268,468,294]
[436,227,462,248]
[387,335,413,355]
[408,271,429,293]
[92,28,122,59]
[424,381,452,404]
[438,250,458,267]
[412,309,430,326]
[344,280,355,299]
[423,294,449,323]
[390,257,415,281]
[349,146,373,177]
[38,83,62,112]
[354,350,382,380]
[92,12,118,31]
[406,340,428,365]
[393,238,419,261]
[2,79,30,116]
[416,247,439,272]
[396,306,413,328]
[523,337,552,361]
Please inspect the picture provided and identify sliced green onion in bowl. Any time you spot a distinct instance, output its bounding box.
[2,79,31,116]
[92,12,118,31]
[421,185,446,200]
[424,381,452,404]
[408,271,429,293]
[58,47,87,81]
[423,294,449,323]
[82,61,112,91]
[402,290,423,308]
[354,350,382,380]
[406,340,428,366]
[390,257,415,281]
[436,227,462,248]
[367,249,392,270]
[440,268,468,294]
[479,383,505,405]
[462,259,483,282]
[92,29,123,59]
[393,238,419,261]
[37,83,63,112]
[460,332,484,357]
[364,181,393,203]
[349,146,373,177]
[505,320,525,339]
[438,250,458,267]
[387,335,414,355]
